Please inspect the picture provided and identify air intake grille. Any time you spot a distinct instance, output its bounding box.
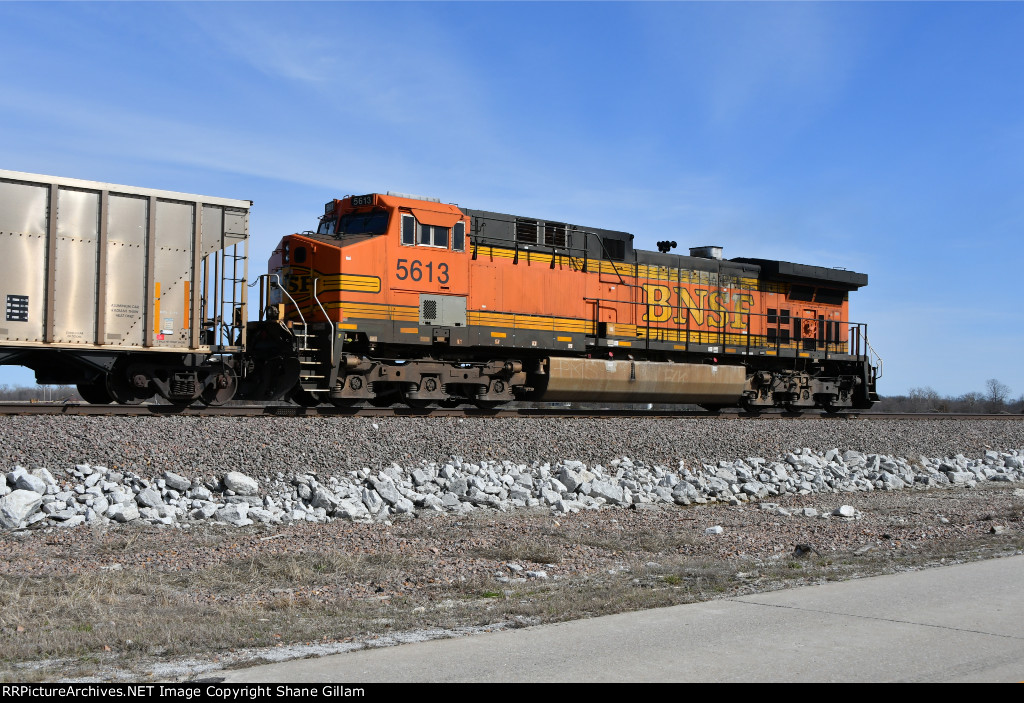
[422,300,437,321]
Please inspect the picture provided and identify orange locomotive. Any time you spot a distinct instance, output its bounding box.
[253,192,879,411]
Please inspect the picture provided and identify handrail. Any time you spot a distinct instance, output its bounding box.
[311,277,334,362]
[265,273,306,327]
[582,294,868,357]
[864,335,884,379]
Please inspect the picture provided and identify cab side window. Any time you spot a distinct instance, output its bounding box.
[453,221,465,252]
[402,214,416,245]
[401,213,458,250]
[420,224,448,248]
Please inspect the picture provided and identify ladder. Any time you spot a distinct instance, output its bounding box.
[294,321,328,394]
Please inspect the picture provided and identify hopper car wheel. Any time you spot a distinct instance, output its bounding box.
[77,379,112,405]
[200,368,238,407]
[473,400,503,410]
[329,398,358,409]
[290,387,322,407]
[106,373,145,405]
[439,399,463,408]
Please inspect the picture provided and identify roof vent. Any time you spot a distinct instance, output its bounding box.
[689,245,723,260]
[387,191,441,203]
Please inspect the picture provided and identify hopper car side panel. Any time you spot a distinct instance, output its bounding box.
[0,169,251,405]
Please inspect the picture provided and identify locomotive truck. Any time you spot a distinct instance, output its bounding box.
[0,170,880,410]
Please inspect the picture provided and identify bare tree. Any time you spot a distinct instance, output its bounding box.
[959,391,983,413]
[907,386,940,412]
[984,378,1011,411]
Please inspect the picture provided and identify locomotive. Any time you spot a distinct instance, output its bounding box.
[0,170,880,410]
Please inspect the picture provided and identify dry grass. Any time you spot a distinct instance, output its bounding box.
[1,488,1022,682]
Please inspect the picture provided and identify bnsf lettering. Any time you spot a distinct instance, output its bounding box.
[285,274,313,295]
[641,284,754,330]
[396,259,449,285]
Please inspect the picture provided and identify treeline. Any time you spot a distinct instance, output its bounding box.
[873,379,1023,414]
[0,385,81,402]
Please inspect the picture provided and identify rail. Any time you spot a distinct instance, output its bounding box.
[1,402,1020,420]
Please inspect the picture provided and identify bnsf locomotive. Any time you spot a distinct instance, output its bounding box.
[0,170,879,410]
[260,192,879,411]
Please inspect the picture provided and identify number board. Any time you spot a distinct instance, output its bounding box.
[350,194,374,207]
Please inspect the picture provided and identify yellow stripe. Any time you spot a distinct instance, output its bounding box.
[556,336,572,342]
[400,327,419,334]
[799,352,810,357]
[491,332,507,338]
[154,281,161,338]
[337,323,357,330]
[331,274,381,293]
[183,281,190,329]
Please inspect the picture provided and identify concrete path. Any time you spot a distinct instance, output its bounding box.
[225,555,1024,683]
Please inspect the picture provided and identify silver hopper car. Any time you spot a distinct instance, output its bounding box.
[0,169,253,405]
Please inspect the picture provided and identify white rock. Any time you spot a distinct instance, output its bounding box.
[833,505,857,518]
[163,472,192,492]
[223,472,259,495]
[106,503,140,523]
[31,468,58,488]
[215,503,253,527]
[135,487,164,509]
[15,473,47,495]
[590,480,627,506]
[705,526,724,535]
[0,490,44,528]
[335,499,371,521]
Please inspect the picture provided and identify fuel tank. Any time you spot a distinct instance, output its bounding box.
[539,357,746,404]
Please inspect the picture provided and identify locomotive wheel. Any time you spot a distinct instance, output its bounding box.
[439,398,463,408]
[200,367,238,407]
[329,397,358,409]
[473,399,503,410]
[77,379,112,404]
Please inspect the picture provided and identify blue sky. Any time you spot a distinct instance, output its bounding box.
[1,2,1022,398]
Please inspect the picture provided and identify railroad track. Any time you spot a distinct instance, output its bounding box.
[0,402,1020,420]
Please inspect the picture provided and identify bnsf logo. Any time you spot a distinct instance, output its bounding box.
[284,273,313,296]
[641,284,755,330]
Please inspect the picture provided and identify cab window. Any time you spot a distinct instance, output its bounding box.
[337,210,389,236]
[401,213,451,249]
[453,221,465,252]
